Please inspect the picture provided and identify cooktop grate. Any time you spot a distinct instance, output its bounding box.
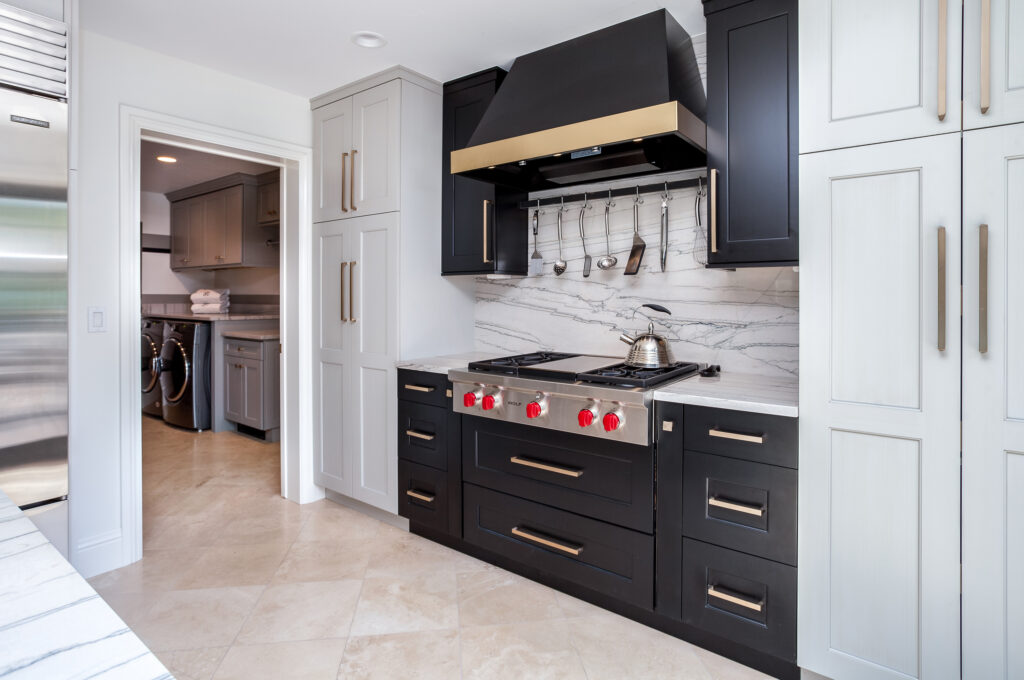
[576,362,701,389]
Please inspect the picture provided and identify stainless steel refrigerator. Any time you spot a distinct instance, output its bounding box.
[0,4,69,556]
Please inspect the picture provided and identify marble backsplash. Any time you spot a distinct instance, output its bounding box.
[474,185,799,377]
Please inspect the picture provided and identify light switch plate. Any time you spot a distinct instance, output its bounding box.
[87,306,106,333]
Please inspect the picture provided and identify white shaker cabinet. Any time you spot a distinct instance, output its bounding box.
[800,0,961,152]
[799,134,962,680]
[962,122,1024,679]
[964,0,1024,130]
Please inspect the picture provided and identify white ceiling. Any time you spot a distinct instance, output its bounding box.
[81,1,706,99]
[140,141,275,194]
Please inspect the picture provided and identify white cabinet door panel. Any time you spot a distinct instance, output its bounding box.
[964,0,1024,129]
[313,96,353,223]
[800,0,961,152]
[962,123,1024,679]
[799,134,961,680]
[351,79,401,217]
[317,362,348,494]
[349,365,392,510]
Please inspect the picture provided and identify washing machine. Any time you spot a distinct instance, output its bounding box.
[159,320,211,430]
[141,318,164,417]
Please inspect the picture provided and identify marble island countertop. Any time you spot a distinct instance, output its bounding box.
[0,491,169,679]
[396,352,495,375]
[653,371,798,418]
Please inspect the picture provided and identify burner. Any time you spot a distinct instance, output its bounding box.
[577,362,701,389]
[468,352,578,375]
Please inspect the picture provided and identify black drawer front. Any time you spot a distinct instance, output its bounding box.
[682,538,796,661]
[397,369,450,407]
[464,483,654,609]
[398,459,450,534]
[398,400,448,471]
[462,416,653,533]
[683,452,797,565]
[683,406,797,468]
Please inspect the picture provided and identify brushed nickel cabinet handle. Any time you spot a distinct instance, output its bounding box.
[406,489,435,503]
[404,384,435,393]
[511,527,582,556]
[483,199,493,263]
[445,388,453,398]
[937,0,947,120]
[981,0,991,113]
[405,429,435,441]
[938,226,947,351]
[350,149,357,211]
[707,586,763,612]
[980,224,988,353]
[708,428,763,445]
[349,260,356,324]
[710,168,719,253]
[709,496,765,517]
[510,456,583,478]
[340,262,348,322]
[341,152,349,213]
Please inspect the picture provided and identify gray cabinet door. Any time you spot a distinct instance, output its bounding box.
[257,181,280,225]
[224,359,246,424]
[169,200,190,269]
[186,198,205,267]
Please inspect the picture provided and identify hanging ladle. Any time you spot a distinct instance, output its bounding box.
[597,189,617,270]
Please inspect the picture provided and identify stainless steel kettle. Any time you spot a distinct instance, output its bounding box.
[619,304,675,368]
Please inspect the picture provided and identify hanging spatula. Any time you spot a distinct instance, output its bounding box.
[528,206,544,276]
[623,190,645,275]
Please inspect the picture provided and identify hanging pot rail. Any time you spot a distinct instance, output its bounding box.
[517,176,702,210]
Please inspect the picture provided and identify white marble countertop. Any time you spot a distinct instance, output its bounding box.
[222,328,280,341]
[653,371,798,418]
[396,352,494,375]
[0,492,169,679]
[143,312,280,322]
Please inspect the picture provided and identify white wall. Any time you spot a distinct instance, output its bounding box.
[70,28,310,577]
[213,267,280,296]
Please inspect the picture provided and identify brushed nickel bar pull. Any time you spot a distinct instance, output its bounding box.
[404,384,435,393]
[938,226,947,351]
[511,527,582,556]
[483,199,492,263]
[709,428,763,445]
[710,168,719,253]
[981,0,991,113]
[349,260,356,324]
[340,262,348,322]
[937,0,947,120]
[405,489,435,503]
[405,429,435,441]
[341,152,349,213]
[510,456,583,478]
[445,388,453,398]
[709,496,765,517]
[707,586,763,612]
[350,149,357,211]
[980,224,988,353]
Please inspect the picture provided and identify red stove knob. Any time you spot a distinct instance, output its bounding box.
[526,402,542,419]
[463,392,477,407]
[482,394,497,410]
[578,409,595,427]
[602,412,621,432]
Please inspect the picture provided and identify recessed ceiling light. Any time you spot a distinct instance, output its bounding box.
[156,156,177,163]
[351,31,387,48]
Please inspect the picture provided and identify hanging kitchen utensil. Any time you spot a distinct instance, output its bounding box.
[659,183,671,272]
[618,303,675,368]
[692,177,707,266]
[554,197,567,276]
[579,193,592,277]
[529,200,544,276]
[623,187,645,275]
[597,190,617,270]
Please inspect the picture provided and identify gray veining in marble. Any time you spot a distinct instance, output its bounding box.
[653,371,798,418]
[0,492,169,679]
[474,185,798,378]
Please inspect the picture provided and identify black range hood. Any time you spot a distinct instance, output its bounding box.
[451,10,707,191]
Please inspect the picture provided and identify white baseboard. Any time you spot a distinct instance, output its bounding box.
[72,529,128,579]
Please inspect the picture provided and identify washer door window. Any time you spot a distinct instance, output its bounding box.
[142,332,161,393]
[159,338,190,404]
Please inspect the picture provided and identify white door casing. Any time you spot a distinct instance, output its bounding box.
[964,0,1024,130]
[799,133,962,680]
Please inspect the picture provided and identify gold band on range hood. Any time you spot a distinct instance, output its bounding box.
[450,101,707,174]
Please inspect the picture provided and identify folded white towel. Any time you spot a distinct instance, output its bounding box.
[190,289,230,303]
[191,302,229,314]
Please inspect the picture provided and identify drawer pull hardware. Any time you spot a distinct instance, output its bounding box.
[482,199,492,264]
[510,456,583,478]
[511,527,582,556]
[404,384,435,393]
[405,429,435,441]
[708,428,763,444]
[446,388,453,398]
[707,586,763,612]
[710,168,718,253]
[708,496,765,517]
[405,489,435,503]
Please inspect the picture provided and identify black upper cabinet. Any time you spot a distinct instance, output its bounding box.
[704,0,798,268]
[442,69,528,276]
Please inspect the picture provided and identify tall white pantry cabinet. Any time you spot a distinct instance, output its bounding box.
[310,68,475,514]
[799,0,1024,678]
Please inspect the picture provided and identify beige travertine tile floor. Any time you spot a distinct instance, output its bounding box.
[89,417,771,680]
